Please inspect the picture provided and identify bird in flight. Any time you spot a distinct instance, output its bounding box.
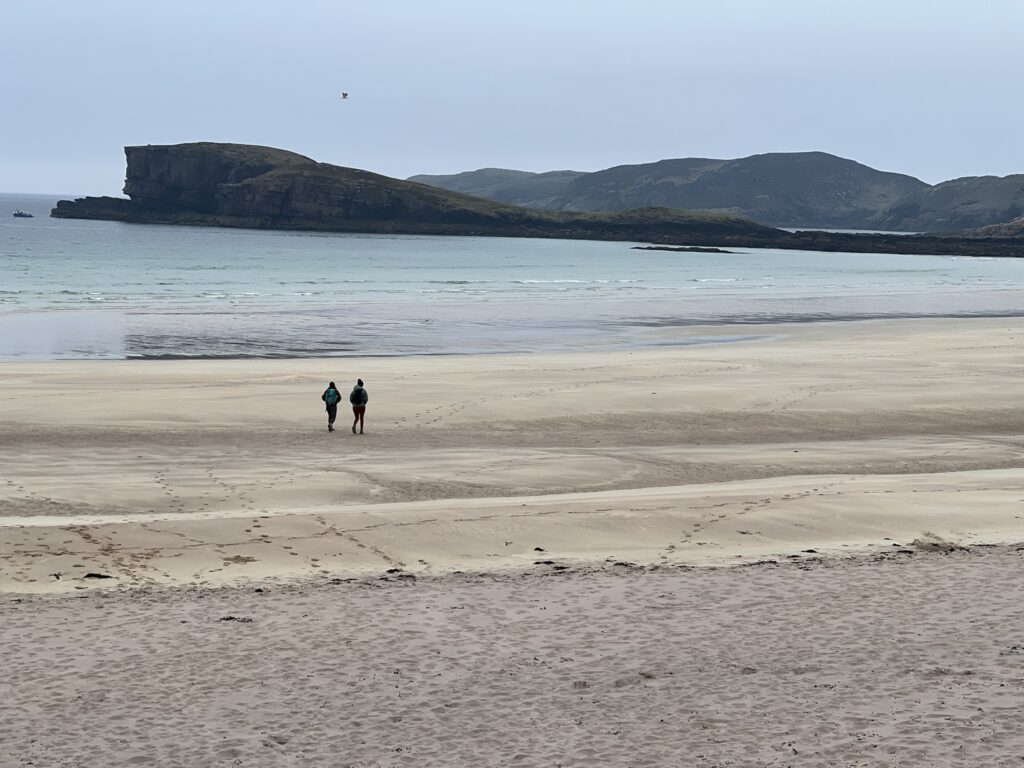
[340,92,349,100]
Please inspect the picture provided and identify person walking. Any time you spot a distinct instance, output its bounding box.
[350,378,368,434]
[321,381,341,432]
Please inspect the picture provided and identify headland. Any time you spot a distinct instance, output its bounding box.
[51,143,1024,257]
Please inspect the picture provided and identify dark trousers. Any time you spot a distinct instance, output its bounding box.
[326,403,338,425]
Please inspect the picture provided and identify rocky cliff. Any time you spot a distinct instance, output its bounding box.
[121,143,313,213]
[51,143,1024,257]
[52,143,776,241]
[410,152,928,229]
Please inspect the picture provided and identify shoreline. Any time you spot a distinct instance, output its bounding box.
[52,195,1024,258]
[3,309,1024,362]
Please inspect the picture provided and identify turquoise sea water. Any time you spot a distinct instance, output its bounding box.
[2,193,1023,359]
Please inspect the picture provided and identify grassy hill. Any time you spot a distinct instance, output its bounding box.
[410,152,928,229]
[871,175,1024,232]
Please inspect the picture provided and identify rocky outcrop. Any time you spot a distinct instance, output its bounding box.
[122,143,312,213]
[410,152,928,229]
[871,175,1024,232]
[51,143,1024,257]
[966,216,1024,238]
[51,143,779,241]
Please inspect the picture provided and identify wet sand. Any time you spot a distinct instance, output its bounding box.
[2,317,1024,591]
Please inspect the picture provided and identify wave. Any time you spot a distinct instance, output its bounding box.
[511,279,640,285]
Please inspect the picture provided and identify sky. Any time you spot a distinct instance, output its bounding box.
[2,0,1023,195]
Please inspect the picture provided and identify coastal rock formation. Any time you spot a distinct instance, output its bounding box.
[871,174,1024,232]
[52,143,775,241]
[51,142,1024,256]
[123,144,313,213]
[967,216,1024,238]
[411,152,928,229]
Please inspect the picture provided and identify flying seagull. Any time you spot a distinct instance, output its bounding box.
[340,92,349,100]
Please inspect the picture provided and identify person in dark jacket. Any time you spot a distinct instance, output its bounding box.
[321,381,341,432]
[350,378,368,434]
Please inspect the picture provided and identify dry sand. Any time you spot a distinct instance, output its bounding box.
[2,317,1024,765]
[3,548,1024,767]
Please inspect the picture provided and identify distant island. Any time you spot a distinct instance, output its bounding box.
[52,143,1023,257]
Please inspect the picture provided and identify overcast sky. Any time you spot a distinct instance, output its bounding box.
[3,0,1022,195]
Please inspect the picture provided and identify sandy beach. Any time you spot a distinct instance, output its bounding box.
[3,316,1024,765]
[6,547,1024,766]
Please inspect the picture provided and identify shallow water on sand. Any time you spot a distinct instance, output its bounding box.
[2,192,1023,359]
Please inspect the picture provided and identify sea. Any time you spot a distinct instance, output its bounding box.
[2,192,1023,360]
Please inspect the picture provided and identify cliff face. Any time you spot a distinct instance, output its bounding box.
[410,152,929,229]
[121,143,313,213]
[51,143,778,240]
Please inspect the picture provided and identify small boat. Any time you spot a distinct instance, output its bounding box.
[12,210,34,218]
